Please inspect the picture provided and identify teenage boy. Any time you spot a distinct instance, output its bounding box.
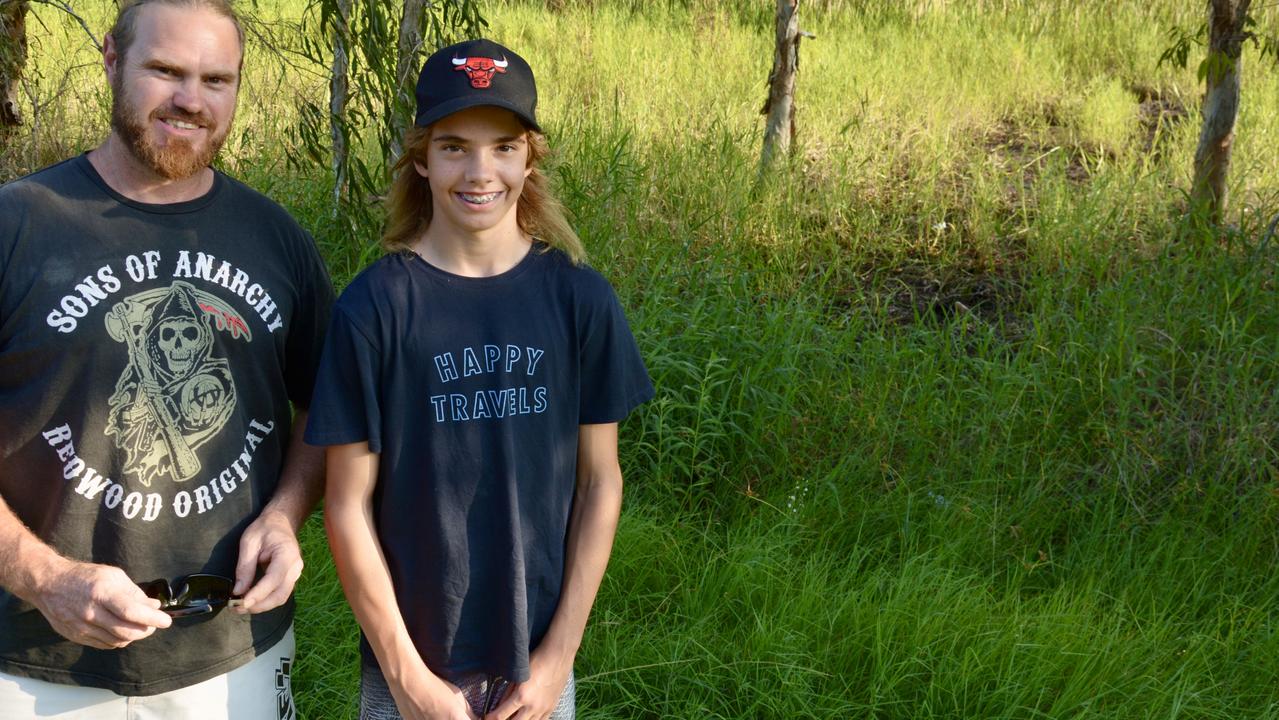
[308,39,653,720]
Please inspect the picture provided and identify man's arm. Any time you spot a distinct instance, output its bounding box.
[325,441,478,720]
[232,408,325,613]
[489,422,625,720]
[0,493,172,649]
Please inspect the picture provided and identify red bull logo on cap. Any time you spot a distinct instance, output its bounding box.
[452,56,509,89]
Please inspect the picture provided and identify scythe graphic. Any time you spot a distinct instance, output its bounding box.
[105,304,202,482]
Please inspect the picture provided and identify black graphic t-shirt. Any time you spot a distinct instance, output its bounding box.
[305,248,653,683]
[0,156,334,695]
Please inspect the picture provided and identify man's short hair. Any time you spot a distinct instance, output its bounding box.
[109,0,245,66]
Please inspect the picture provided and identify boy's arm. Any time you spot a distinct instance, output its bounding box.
[325,441,478,720]
[232,408,325,612]
[489,422,624,720]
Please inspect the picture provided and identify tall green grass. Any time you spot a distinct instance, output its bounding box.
[7,0,1279,717]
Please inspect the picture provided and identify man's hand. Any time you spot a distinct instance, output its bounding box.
[389,665,480,720]
[31,559,172,650]
[485,642,573,720]
[232,508,303,613]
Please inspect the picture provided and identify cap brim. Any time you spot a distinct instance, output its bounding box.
[414,95,541,133]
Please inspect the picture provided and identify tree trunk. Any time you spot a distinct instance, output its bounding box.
[388,0,425,162]
[1191,0,1251,223]
[0,0,29,129]
[329,0,351,209]
[759,0,800,173]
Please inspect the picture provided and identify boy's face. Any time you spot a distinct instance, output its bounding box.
[415,105,533,240]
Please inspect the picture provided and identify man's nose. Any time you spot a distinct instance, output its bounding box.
[171,78,205,114]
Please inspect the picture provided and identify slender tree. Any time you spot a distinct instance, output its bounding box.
[1193,0,1250,222]
[1161,0,1279,223]
[389,0,426,162]
[759,0,800,173]
[328,0,351,208]
[0,0,29,130]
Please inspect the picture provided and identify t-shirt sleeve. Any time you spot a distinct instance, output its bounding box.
[303,303,384,452]
[283,230,336,409]
[578,282,654,424]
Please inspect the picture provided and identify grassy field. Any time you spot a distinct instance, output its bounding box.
[6,0,1279,717]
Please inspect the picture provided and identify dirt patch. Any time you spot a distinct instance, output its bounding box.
[982,116,1097,197]
[824,247,1031,352]
[876,264,1029,344]
[1130,84,1190,159]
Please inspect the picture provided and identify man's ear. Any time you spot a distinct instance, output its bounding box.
[102,34,119,84]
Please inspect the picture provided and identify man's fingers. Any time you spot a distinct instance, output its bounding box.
[78,626,130,650]
[35,562,170,650]
[104,592,172,630]
[60,616,142,650]
[236,548,302,613]
[88,602,163,642]
[233,533,263,596]
[103,620,158,644]
[238,577,286,613]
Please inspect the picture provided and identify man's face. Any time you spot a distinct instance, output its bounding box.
[108,4,242,180]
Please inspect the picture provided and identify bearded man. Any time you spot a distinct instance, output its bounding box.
[0,1,333,717]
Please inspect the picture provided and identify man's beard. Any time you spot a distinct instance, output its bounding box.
[110,73,229,181]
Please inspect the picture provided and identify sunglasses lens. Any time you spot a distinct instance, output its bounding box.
[178,574,233,606]
[144,574,235,617]
[137,579,172,604]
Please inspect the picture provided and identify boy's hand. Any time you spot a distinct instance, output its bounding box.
[485,644,573,720]
[391,668,479,720]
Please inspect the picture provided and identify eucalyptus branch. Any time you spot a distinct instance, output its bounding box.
[291,0,487,230]
[240,15,327,83]
[29,0,100,53]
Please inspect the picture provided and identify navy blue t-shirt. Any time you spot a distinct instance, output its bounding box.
[305,246,653,682]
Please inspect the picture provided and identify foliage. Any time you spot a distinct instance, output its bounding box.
[8,0,1279,717]
[289,0,488,234]
[1157,4,1279,84]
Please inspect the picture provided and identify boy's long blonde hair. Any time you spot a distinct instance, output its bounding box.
[382,123,586,265]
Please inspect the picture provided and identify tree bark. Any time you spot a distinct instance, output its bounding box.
[1191,0,1251,223]
[0,0,29,129]
[329,0,351,209]
[759,0,800,173]
[388,0,425,163]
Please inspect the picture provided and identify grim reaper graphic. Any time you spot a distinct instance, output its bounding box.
[105,281,247,486]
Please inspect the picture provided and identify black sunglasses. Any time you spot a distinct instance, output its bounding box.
[137,574,242,617]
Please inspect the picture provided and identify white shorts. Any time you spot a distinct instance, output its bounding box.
[0,625,296,720]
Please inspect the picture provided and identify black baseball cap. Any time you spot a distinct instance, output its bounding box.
[414,39,540,132]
